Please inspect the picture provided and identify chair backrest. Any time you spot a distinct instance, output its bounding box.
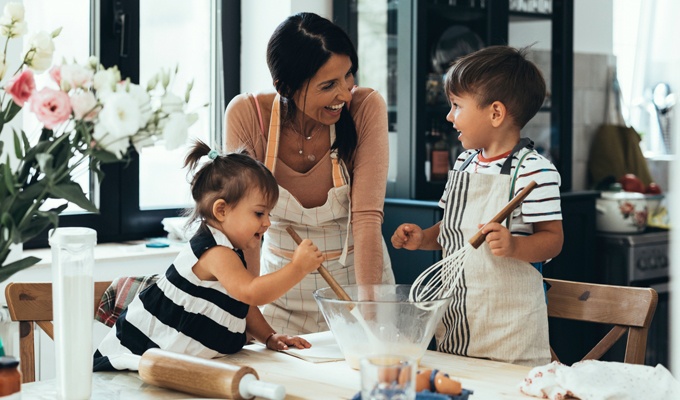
[545,278,658,365]
[4,281,111,383]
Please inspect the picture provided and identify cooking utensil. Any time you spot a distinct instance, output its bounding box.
[138,348,284,399]
[286,226,380,345]
[285,226,352,301]
[410,181,537,308]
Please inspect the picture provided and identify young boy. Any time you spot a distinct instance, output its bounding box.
[391,46,563,366]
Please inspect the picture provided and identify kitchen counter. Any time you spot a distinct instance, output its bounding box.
[22,341,533,399]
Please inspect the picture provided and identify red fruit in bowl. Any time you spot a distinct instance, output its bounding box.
[619,174,646,193]
[646,182,662,194]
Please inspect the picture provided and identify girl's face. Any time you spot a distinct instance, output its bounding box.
[446,93,494,150]
[219,189,272,250]
[292,53,355,126]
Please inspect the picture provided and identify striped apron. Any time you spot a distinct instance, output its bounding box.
[261,95,394,335]
[435,171,550,367]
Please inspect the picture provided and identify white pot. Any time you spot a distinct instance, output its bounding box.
[596,191,648,233]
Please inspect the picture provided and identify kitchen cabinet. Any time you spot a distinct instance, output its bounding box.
[335,0,574,198]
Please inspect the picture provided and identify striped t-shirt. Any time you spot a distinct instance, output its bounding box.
[439,147,562,236]
[93,224,249,371]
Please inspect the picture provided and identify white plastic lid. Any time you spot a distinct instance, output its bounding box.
[599,191,646,200]
[48,227,97,246]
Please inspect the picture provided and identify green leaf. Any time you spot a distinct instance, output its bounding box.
[16,181,48,202]
[90,149,121,164]
[18,207,65,241]
[4,101,22,123]
[49,182,99,213]
[36,153,54,176]
[0,140,4,154]
[12,130,23,159]
[0,256,41,284]
[2,162,15,196]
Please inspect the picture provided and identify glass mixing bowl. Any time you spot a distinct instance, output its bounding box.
[313,284,453,370]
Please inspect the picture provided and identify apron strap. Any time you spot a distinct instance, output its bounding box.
[458,150,479,172]
[500,137,534,175]
[264,95,282,173]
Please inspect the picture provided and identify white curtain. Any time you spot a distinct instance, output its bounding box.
[616,0,679,156]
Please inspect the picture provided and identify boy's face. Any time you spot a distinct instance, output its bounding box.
[446,93,494,150]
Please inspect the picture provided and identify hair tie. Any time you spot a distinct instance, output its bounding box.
[208,149,219,160]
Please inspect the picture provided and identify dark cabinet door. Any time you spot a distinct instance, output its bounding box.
[382,200,443,284]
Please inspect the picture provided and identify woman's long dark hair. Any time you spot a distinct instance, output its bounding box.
[267,12,358,164]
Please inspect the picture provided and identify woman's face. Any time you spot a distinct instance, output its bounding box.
[292,53,355,126]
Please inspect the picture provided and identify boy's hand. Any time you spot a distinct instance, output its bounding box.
[291,239,324,274]
[266,333,312,351]
[479,222,515,258]
[391,223,423,250]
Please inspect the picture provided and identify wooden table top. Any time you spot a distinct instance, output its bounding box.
[22,341,532,399]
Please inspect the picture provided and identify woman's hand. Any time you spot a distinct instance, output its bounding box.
[266,333,312,351]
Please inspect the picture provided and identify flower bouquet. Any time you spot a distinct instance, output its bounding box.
[0,3,198,282]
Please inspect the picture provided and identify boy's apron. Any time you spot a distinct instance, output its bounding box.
[260,95,394,335]
[434,170,550,367]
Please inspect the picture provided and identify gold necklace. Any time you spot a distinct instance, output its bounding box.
[289,122,323,162]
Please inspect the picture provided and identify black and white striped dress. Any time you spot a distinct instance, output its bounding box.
[93,224,249,371]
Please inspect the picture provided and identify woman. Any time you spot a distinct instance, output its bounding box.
[224,12,394,335]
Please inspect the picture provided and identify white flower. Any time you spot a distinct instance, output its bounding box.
[23,31,55,72]
[118,82,152,128]
[160,93,184,114]
[93,92,141,158]
[70,90,99,121]
[60,63,94,90]
[131,132,155,153]
[162,112,190,151]
[93,67,120,93]
[0,17,26,38]
[3,2,25,22]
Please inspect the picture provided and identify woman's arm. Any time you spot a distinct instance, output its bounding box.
[348,89,390,284]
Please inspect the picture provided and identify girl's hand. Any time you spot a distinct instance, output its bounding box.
[391,223,423,250]
[291,239,324,274]
[479,222,515,258]
[266,333,312,351]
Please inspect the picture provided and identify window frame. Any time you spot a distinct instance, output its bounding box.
[24,0,240,248]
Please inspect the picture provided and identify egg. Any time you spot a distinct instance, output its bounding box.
[434,372,462,395]
[415,369,433,392]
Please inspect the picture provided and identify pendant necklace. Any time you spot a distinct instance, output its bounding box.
[290,122,323,162]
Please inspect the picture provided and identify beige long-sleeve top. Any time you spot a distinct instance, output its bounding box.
[224,87,389,284]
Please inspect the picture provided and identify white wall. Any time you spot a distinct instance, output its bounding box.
[240,0,332,94]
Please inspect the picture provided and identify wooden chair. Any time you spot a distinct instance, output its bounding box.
[545,278,658,365]
[4,281,111,383]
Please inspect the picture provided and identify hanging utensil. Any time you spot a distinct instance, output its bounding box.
[410,181,537,308]
[652,83,676,153]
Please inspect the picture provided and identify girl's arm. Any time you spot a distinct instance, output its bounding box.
[245,306,310,350]
[194,240,323,306]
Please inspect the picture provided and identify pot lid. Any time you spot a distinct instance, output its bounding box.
[600,191,646,200]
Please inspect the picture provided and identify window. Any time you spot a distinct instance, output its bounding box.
[24,0,236,248]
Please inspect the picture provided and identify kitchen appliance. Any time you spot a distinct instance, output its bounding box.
[595,229,670,369]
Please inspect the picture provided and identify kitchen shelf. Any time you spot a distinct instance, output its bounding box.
[335,0,573,199]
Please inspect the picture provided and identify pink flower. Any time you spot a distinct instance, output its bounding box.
[29,88,72,129]
[49,66,61,85]
[4,69,36,106]
[70,90,99,121]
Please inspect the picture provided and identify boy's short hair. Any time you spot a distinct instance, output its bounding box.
[444,45,546,129]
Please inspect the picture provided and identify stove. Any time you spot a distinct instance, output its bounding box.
[595,229,669,284]
[595,228,670,369]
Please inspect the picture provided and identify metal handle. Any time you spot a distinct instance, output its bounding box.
[285,226,353,302]
[468,180,538,248]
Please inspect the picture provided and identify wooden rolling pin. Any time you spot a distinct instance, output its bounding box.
[138,348,284,400]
